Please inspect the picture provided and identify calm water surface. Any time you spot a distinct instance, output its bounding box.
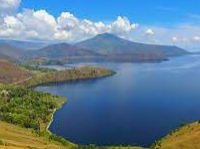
[36,55,200,147]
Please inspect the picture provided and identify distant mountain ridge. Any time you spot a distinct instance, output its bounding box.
[76,33,189,57]
[0,43,25,60]
[23,43,103,62]
[0,39,49,50]
[0,33,190,62]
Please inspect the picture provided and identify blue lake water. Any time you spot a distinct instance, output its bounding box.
[36,55,200,147]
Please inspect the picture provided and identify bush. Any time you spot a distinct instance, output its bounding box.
[0,139,4,145]
[49,134,68,146]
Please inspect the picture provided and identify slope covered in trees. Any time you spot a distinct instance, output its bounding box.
[18,66,115,86]
[0,86,66,131]
[0,60,115,86]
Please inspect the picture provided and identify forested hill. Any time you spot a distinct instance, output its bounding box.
[0,60,115,86]
[16,66,116,87]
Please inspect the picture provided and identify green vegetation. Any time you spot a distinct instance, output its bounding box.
[0,120,76,149]
[0,86,66,131]
[49,134,69,146]
[150,121,200,149]
[0,139,3,145]
[0,59,115,87]
[16,66,115,87]
[18,63,57,73]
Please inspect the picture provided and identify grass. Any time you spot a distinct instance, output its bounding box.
[151,121,200,149]
[0,60,32,85]
[0,120,76,149]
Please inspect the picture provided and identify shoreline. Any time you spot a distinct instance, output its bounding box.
[46,109,56,134]
[46,100,67,135]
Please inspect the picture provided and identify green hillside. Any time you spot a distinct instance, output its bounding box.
[151,122,200,149]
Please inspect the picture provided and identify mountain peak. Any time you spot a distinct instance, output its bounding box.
[95,33,118,39]
[76,33,188,56]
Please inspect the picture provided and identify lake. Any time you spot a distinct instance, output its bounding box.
[36,55,200,147]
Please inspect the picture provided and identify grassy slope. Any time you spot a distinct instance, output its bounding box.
[2,119,200,149]
[152,122,200,149]
[0,60,32,85]
[0,121,75,149]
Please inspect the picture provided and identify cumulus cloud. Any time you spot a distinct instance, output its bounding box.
[109,16,138,36]
[0,9,138,42]
[145,29,155,36]
[56,13,138,41]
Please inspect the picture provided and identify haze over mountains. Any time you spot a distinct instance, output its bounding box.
[25,43,101,59]
[0,43,25,60]
[0,39,49,50]
[0,33,189,62]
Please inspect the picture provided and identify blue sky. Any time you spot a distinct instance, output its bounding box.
[0,0,200,51]
[20,0,200,25]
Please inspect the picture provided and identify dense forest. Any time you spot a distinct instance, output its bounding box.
[0,86,66,131]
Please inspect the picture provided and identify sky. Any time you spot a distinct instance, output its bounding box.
[0,0,200,51]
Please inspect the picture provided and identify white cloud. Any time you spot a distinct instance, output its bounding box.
[0,10,138,42]
[109,16,138,36]
[0,0,21,16]
[0,9,58,40]
[0,0,200,51]
[193,36,200,41]
[0,0,20,9]
[145,29,155,36]
[172,36,178,42]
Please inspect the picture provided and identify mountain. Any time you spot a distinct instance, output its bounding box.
[1,33,188,63]
[0,43,25,60]
[0,52,12,61]
[76,33,189,58]
[0,39,49,50]
[24,43,103,62]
